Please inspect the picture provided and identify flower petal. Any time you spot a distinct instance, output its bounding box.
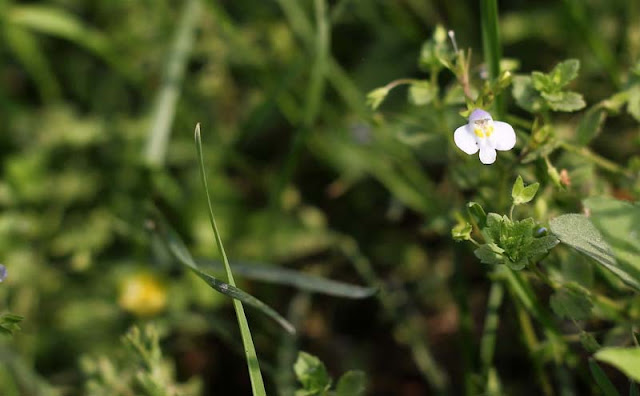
[479,146,497,164]
[454,124,479,155]
[491,121,516,151]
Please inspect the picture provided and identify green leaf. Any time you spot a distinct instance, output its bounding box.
[549,59,580,89]
[197,259,377,299]
[467,202,487,229]
[577,107,607,145]
[511,175,540,205]
[532,60,580,93]
[550,214,640,291]
[480,214,557,269]
[595,348,640,382]
[512,75,546,113]
[511,175,525,200]
[418,25,453,71]
[474,243,505,265]
[628,85,640,122]
[366,87,391,110]
[452,222,472,241]
[335,371,366,396]
[0,313,24,336]
[589,359,621,396]
[584,197,640,288]
[408,81,438,106]
[532,71,553,92]
[542,91,586,112]
[506,258,527,271]
[294,352,332,395]
[483,213,504,243]
[549,289,593,320]
[527,235,559,256]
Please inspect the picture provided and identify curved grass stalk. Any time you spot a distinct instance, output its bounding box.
[195,123,267,395]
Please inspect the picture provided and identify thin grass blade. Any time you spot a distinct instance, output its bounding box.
[195,123,271,396]
[151,209,296,335]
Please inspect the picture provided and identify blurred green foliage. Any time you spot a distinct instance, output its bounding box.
[0,0,639,395]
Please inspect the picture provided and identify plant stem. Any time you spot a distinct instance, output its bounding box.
[480,0,504,118]
[560,142,633,178]
[469,238,482,247]
[480,279,504,377]
[453,247,477,396]
[514,294,553,395]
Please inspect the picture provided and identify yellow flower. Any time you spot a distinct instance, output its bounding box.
[118,272,167,317]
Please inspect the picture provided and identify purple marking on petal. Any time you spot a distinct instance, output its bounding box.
[0,265,6,282]
[469,109,492,122]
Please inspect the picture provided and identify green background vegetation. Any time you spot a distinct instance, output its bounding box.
[1,0,639,395]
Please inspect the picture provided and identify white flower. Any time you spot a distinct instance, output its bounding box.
[454,109,516,164]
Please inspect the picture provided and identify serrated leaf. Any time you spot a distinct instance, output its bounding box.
[484,213,504,243]
[549,289,593,320]
[366,87,391,110]
[549,59,580,89]
[506,258,528,271]
[512,175,539,205]
[474,243,505,265]
[480,214,555,269]
[418,25,452,71]
[511,175,525,200]
[294,352,332,395]
[550,214,640,291]
[577,107,607,145]
[513,75,546,113]
[0,313,24,335]
[532,71,553,92]
[528,235,559,256]
[531,59,580,94]
[595,348,640,382]
[408,81,438,106]
[589,359,621,396]
[542,91,586,112]
[336,371,366,396]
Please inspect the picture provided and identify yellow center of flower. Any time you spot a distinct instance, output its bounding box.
[473,120,494,138]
